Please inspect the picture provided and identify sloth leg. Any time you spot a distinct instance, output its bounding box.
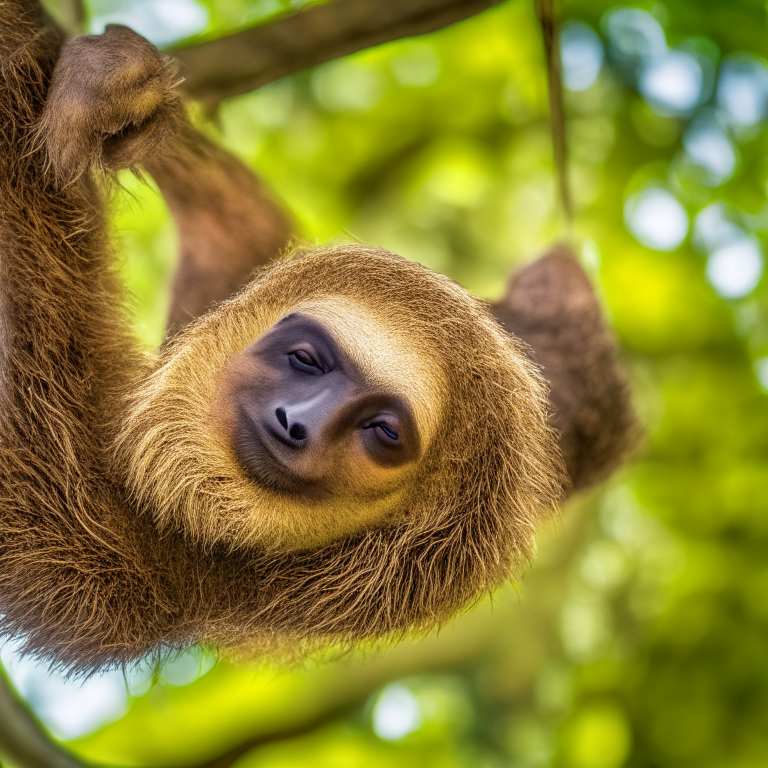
[492,245,639,493]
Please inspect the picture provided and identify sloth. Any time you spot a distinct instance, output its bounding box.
[0,8,636,673]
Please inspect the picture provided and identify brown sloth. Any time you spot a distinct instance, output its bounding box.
[0,7,636,673]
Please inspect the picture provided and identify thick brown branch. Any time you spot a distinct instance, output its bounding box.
[173,0,499,105]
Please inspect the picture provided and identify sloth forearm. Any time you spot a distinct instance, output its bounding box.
[0,33,136,472]
[143,120,293,334]
[0,0,170,668]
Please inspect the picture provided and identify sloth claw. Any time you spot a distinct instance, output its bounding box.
[36,25,181,183]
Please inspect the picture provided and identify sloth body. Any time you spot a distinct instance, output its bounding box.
[0,9,636,673]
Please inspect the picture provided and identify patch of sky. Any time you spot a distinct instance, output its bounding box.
[603,9,715,117]
[602,8,666,79]
[692,203,745,255]
[640,49,703,116]
[706,236,763,299]
[624,187,688,251]
[89,0,209,47]
[0,642,217,740]
[693,202,744,256]
[561,21,605,92]
[0,641,128,740]
[160,647,217,686]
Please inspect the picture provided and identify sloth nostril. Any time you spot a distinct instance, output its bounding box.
[275,407,288,429]
[289,423,307,441]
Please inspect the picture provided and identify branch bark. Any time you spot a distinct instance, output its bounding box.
[173,0,499,105]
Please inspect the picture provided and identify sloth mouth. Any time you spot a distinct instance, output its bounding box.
[265,424,304,450]
[235,404,328,499]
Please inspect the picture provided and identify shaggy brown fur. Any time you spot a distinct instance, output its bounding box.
[150,126,293,336]
[0,9,578,673]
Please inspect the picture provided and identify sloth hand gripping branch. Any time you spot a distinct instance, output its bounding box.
[0,13,636,673]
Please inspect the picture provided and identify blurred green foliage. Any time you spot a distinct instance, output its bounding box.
[22,0,768,766]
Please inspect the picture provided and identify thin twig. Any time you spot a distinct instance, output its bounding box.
[535,0,572,223]
[172,0,499,105]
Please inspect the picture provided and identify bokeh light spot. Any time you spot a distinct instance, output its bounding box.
[312,61,383,112]
[640,50,703,115]
[564,703,632,768]
[683,117,736,185]
[372,684,422,741]
[753,357,768,392]
[706,237,764,298]
[161,647,217,687]
[624,188,689,251]
[692,202,744,254]
[391,42,441,87]
[603,8,666,72]
[561,21,605,92]
[717,54,768,127]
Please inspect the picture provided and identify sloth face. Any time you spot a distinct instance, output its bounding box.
[119,247,560,553]
[226,311,424,502]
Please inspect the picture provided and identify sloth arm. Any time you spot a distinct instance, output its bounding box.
[144,125,293,337]
[492,246,638,494]
[0,5,177,670]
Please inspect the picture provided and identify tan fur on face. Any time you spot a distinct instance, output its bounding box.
[117,246,565,553]
[291,297,444,445]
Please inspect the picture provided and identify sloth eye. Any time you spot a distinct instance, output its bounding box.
[365,421,400,445]
[288,349,325,374]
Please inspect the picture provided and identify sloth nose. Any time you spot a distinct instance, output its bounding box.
[274,388,340,445]
[275,408,308,443]
[275,407,308,442]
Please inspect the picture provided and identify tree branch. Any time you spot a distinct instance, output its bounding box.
[0,664,92,768]
[173,0,500,105]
